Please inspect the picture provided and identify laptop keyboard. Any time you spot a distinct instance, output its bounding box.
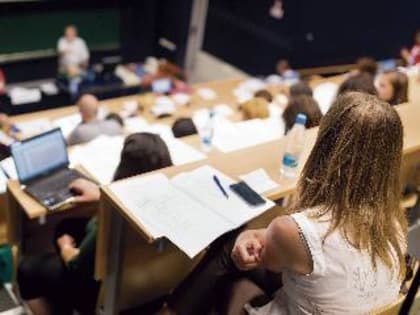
[26,169,83,208]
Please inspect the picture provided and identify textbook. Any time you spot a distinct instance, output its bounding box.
[108,165,275,258]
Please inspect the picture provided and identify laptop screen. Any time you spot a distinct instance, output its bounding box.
[11,128,69,184]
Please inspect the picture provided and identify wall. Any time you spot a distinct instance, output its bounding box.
[204,0,420,75]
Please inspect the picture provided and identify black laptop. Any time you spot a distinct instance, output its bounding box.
[11,128,87,211]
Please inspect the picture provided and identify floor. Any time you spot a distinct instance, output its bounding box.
[189,51,249,84]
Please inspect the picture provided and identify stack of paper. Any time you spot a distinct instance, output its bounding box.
[196,88,217,100]
[52,114,82,138]
[108,165,274,257]
[239,169,279,194]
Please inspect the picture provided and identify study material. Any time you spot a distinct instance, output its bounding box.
[108,165,275,257]
[72,135,205,185]
[15,119,52,137]
[9,87,41,105]
[0,169,8,194]
[212,119,284,153]
[151,96,176,117]
[172,93,191,106]
[0,157,18,180]
[197,88,217,100]
[313,82,338,115]
[52,114,82,138]
[239,169,279,194]
[123,117,149,134]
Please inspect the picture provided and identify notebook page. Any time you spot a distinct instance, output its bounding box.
[171,165,275,227]
[108,172,233,258]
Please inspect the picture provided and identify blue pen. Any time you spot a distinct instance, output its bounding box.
[213,175,229,199]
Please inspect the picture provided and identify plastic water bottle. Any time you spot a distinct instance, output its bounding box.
[200,110,215,152]
[280,113,307,178]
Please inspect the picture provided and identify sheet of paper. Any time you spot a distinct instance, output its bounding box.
[164,138,206,166]
[171,165,275,227]
[123,117,149,134]
[213,119,283,153]
[0,157,17,180]
[15,119,52,137]
[0,169,8,193]
[313,82,338,115]
[197,88,217,100]
[239,169,279,194]
[171,93,191,106]
[109,173,232,258]
[52,114,82,138]
[71,136,124,184]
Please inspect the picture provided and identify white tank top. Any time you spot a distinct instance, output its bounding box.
[246,209,402,315]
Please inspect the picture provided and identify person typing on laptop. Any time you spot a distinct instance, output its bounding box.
[18,133,173,315]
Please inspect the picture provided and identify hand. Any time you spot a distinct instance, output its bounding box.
[231,230,265,271]
[401,48,410,61]
[57,234,75,251]
[57,234,80,263]
[69,178,100,203]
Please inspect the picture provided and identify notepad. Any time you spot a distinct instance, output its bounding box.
[108,165,274,257]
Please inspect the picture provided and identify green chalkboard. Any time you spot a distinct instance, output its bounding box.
[0,8,120,55]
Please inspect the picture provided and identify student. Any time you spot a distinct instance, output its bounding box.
[105,112,124,128]
[282,95,322,133]
[377,70,409,106]
[289,81,313,98]
[254,90,273,103]
[240,98,270,121]
[355,57,378,77]
[337,72,377,96]
[157,92,407,315]
[401,29,420,66]
[172,118,198,138]
[18,133,173,315]
[67,94,123,145]
[57,25,90,75]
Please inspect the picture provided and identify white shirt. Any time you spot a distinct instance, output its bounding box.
[57,37,90,67]
[247,209,402,315]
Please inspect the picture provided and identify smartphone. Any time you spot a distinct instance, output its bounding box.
[229,181,266,207]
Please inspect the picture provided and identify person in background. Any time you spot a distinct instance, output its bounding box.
[105,112,124,128]
[67,94,123,145]
[172,118,198,138]
[289,81,313,98]
[266,59,300,85]
[18,133,173,315]
[355,57,378,77]
[157,92,407,315]
[57,25,90,75]
[239,98,270,121]
[282,95,322,133]
[377,70,409,106]
[337,72,377,96]
[254,90,273,103]
[401,30,420,66]
[0,68,6,95]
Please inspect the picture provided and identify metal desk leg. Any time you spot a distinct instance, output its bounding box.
[103,208,125,315]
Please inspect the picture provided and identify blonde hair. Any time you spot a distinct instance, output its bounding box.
[241,97,269,120]
[291,92,407,278]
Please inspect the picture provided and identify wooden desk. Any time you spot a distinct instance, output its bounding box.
[96,102,420,314]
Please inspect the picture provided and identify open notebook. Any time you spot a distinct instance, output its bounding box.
[108,165,275,258]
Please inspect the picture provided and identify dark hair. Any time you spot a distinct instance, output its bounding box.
[382,70,409,106]
[113,133,172,181]
[337,73,377,96]
[282,95,322,133]
[356,57,378,76]
[292,92,406,279]
[289,82,313,98]
[105,113,124,127]
[254,90,273,103]
[172,118,198,138]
